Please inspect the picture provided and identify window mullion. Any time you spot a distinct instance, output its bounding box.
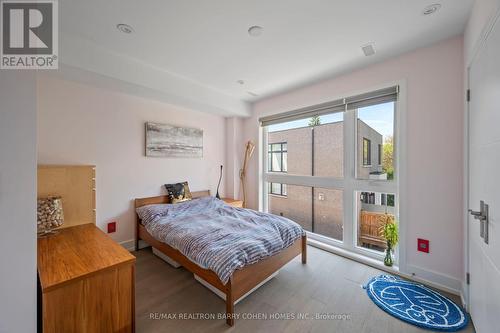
[343,108,356,250]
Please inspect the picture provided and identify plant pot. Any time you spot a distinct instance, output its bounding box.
[384,243,394,267]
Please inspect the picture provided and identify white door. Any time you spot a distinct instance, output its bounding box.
[467,15,500,333]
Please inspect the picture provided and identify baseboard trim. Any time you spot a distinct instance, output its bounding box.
[404,264,462,296]
[119,239,149,251]
[308,239,462,297]
[460,287,467,311]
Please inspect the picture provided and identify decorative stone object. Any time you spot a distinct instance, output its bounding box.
[37,197,64,234]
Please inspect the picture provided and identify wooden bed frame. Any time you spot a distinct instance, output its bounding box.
[135,190,307,326]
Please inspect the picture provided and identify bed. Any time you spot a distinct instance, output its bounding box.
[134,190,307,326]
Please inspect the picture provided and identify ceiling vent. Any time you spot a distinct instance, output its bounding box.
[361,44,376,57]
[423,4,441,15]
[248,26,264,37]
[116,24,134,34]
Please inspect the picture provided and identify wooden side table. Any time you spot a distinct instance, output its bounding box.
[222,198,244,208]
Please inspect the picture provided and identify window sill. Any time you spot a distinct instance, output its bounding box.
[307,238,399,274]
[269,194,287,198]
[362,165,372,168]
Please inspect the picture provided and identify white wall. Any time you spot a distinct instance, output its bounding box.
[37,74,226,246]
[0,72,37,333]
[225,117,243,200]
[242,36,465,292]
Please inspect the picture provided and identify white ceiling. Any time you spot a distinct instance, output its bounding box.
[59,0,473,116]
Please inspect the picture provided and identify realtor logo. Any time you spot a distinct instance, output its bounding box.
[1,0,58,69]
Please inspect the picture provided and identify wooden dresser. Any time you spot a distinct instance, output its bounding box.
[38,224,136,333]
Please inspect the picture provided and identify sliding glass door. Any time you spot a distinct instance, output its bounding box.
[261,86,399,261]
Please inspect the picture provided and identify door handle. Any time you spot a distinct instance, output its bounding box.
[469,200,489,244]
[469,209,486,220]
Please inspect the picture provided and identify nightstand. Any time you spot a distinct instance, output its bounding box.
[222,198,244,208]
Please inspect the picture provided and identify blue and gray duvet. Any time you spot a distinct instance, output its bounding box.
[136,197,304,284]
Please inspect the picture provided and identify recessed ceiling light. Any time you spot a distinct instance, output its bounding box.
[117,23,134,34]
[237,80,245,85]
[248,26,263,37]
[361,44,376,57]
[422,4,441,15]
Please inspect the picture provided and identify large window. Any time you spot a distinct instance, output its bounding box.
[260,86,399,260]
[268,142,287,172]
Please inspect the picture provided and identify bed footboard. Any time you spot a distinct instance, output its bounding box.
[225,234,306,326]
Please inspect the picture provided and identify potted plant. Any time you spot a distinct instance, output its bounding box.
[379,214,398,266]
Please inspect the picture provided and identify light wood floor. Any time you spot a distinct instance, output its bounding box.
[135,246,475,333]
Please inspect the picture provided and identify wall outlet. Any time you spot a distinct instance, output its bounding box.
[417,238,429,253]
[318,193,325,201]
[107,221,116,233]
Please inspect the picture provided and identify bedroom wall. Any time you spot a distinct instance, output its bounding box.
[241,36,465,292]
[0,72,37,333]
[225,117,244,200]
[37,74,226,247]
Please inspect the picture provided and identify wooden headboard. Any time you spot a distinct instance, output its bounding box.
[37,165,96,228]
[134,190,211,209]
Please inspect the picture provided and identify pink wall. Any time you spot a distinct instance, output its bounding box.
[37,75,226,246]
[225,117,244,200]
[243,36,464,289]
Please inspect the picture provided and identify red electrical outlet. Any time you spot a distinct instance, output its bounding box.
[107,221,116,233]
[417,238,429,253]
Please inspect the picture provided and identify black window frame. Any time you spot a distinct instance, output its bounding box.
[268,182,287,197]
[378,144,382,165]
[363,138,371,166]
[268,142,287,172]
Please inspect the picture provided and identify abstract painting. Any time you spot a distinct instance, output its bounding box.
[145,122,203,158]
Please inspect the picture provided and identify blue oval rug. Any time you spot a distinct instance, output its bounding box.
[365,275,468,331]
